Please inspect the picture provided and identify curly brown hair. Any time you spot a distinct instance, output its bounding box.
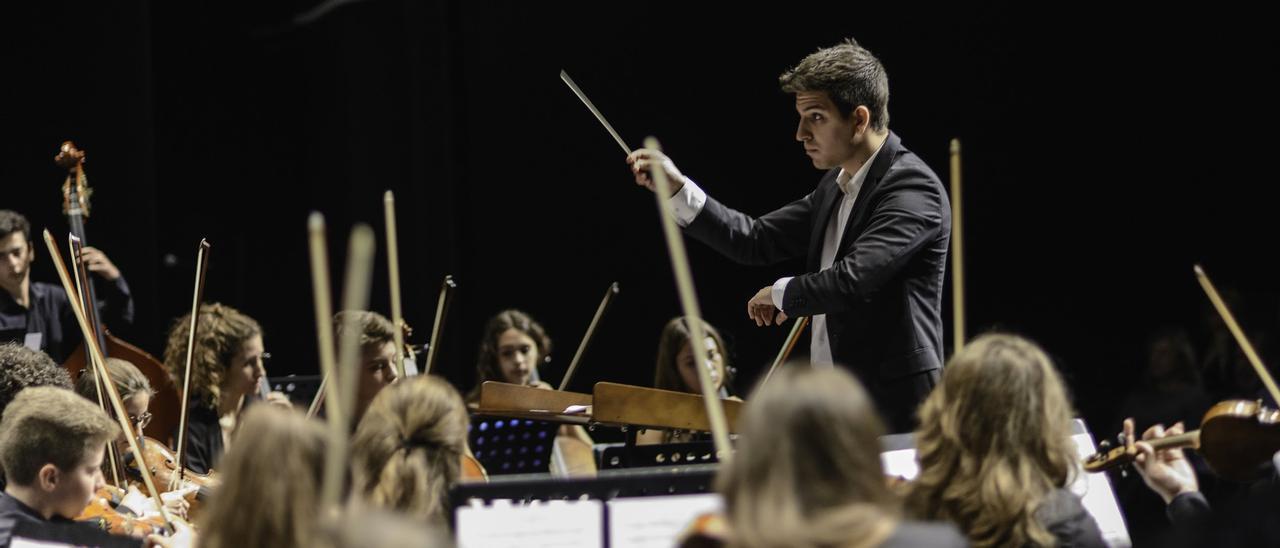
[0,342,73,416]
[163,303,261,409]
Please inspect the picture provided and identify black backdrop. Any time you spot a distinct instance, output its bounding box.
[5,2,1279,440]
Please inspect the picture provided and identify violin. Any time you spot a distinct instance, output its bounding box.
[1084,399,1280,482]
[676,511,730,548]
[123,436,219,518]
[76,485,169,538]
[460,452,489,482]
[1087,267,1280,483]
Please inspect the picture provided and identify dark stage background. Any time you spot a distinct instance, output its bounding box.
[4,3,1278,541]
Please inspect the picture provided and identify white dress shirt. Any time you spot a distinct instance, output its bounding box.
[668,140,885,367]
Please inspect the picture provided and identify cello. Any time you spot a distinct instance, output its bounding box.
[54,142,182,442]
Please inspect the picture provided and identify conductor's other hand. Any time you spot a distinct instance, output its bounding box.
[747,286,787,327]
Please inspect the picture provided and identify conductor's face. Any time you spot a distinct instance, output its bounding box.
[794,91,861,170]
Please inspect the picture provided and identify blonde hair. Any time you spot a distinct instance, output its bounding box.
[75,357,153,403]
[906,333,1078,547]
[163,303,261,409]
[717,365,899,548]
[350,375,468,525]
[196,405,325,548]
[316,508,454,548]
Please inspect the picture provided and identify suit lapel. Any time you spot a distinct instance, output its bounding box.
[837,131,903,255]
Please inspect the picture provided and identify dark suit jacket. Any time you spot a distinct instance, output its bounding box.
[683,132,950,431]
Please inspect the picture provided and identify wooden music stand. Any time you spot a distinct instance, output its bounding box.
[591,382,741,434]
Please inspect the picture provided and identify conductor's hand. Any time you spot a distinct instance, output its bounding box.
[747,286,787,327]
[626,149,687,197]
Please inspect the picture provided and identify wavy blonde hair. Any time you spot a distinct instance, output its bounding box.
[350,375,468,525]
[906,333,1078,547]
[717,365,899,548]
[163,303,261,409]
[196,405,325,548]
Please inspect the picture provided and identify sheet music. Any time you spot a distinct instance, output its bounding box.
[456,499,602,548]
[1068,431,1132,548]
[608,493,722,548]
[880,448,919,480]
[11,539,76,548]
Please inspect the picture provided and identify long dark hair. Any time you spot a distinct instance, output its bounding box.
[469,309,551,399]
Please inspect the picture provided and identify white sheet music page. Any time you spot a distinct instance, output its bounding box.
[608,493,723,548]
[456,499,603,548]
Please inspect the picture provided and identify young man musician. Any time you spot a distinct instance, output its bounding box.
[0,210,134,363]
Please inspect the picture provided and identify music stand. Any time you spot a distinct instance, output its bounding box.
[469,415,561,476]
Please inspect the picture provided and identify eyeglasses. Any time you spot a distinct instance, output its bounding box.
[128,412,153,429]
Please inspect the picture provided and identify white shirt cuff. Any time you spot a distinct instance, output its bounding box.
[668,179,706,228]
[772,277,793,311]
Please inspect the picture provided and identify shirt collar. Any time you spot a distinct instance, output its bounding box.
[835,137,887,196]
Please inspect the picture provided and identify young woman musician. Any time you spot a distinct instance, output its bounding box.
[349,375,468,525]
[906,333,1105,547]
[639,317,739,445]
[194,405,325,548]
[467,309,554,401]
[467,309,595,475]
[716,366,965,548]
[162,303,285,474]
[74,357,190,519]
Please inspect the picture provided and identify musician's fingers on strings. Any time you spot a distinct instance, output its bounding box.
[1143,422,1167,442]
[1134,440,1155,467]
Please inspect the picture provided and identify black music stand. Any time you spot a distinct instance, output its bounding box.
[469,415,561,476]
